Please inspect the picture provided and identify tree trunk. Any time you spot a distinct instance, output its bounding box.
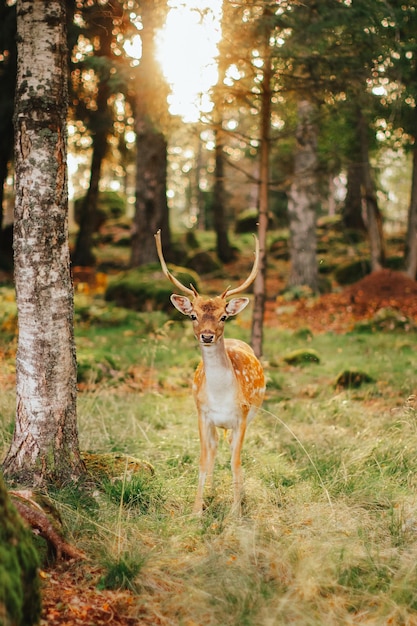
[71,133,106,267]
[212,125,234,263]
[251,45,271,359]
[3,0,84,486]
[130,0,171,267]
[343,162,367,232]
[0,1,17,267]
[71,4,114,268]
[358,111,385,271]
[405,138,417,279]
[287,99,319,292]
[130,127,170,265]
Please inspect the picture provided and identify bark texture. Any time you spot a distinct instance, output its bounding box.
[343,161,367,232]
[251,45,271,359]
[72,2,119,267]
[3,0,84,486]
[130,0,170,266]
[287,99,319,292]
[212,125,234,263]
[405,138,417,278]
[358,111,385,271]
[131,127,170,265]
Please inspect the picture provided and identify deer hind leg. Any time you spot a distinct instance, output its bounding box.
[229,415,248,515]
[193,418,218,515]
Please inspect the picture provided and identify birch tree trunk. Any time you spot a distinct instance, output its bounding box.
[287,99,319,292]
[2,0,84,486]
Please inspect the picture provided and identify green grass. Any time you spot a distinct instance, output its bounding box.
[2,291,417,624]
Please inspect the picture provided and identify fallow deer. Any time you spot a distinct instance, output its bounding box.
[155,230,265,514]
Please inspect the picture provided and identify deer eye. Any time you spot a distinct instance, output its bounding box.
[190,314,197,321]
[220,315,228,322]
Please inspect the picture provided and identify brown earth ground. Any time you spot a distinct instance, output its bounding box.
[266,268,417,333]
[19,269,417,624]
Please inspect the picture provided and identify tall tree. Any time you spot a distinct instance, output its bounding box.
[287,99,319,291]
[251,13,273,358]
[3,0,84,485]
[211,119,234,263]
[384,3,417,277]
[130,0,171,267]
[71,0,123,267]
[209,0,235,264]
[405,125,417,278]
[357,108,385,271]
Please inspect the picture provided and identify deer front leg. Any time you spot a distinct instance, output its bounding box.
[229,416,247,515]
[193,416,218,515]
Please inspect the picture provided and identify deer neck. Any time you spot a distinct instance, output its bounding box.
[199,337,234,385]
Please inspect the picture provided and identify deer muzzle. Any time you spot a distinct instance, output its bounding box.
[200,333,215,344]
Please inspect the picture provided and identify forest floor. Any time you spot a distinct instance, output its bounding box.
[37,266,417,626]
[266,267,417,333]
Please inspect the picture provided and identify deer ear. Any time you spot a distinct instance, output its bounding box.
[170,294,194,316]
[225,297,249,317]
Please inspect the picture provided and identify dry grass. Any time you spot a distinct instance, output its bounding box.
[2,296,417,624]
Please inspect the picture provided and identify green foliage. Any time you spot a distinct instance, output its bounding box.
[101,473,164,513]
[97,551,146,592]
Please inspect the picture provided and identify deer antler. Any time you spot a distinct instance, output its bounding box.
[221,235,260,298]
[155,230,197,297]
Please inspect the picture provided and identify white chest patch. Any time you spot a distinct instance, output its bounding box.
[204,386,241,430]
[193,365,241,429]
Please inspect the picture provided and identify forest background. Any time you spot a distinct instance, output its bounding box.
[2,1,417,625]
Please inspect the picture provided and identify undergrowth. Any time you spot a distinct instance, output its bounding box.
[1,294,417,624]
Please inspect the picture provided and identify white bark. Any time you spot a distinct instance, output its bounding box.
[3,0,83,485]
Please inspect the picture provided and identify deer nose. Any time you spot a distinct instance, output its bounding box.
[200,333,215,344]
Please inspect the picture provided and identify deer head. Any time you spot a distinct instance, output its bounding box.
[154,230,259,346]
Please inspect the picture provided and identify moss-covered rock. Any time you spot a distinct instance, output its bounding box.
[334,259,371,285]
[186,250,222,274]
[82,452,154,481]
[354,307,417,333]
[0,473,41,626]
[335,369,374,389]
[283,349,320,365]
[105,264,200,313]
[74,191,126,232]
